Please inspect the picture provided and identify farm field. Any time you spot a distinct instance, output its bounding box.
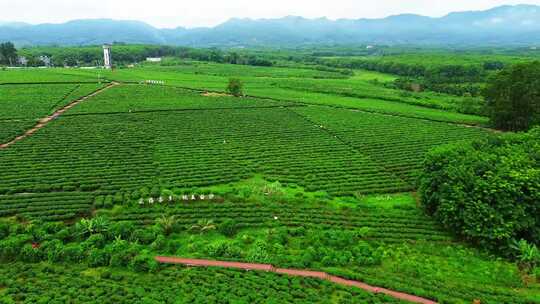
[0,83,105,143]
[0,60,538,304]
[1,64,489,124]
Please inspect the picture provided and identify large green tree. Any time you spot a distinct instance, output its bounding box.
[483,61,540,131]
[419,128,540,252]
[0,42,17,66]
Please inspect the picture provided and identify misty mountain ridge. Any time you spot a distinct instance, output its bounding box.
[1,4,540,47]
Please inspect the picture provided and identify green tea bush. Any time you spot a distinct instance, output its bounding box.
[419,128,540,252]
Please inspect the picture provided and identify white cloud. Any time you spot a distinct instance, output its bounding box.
[0,0,539,28]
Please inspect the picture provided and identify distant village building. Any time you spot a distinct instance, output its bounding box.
[366,45,375,49]
[103,44,112,69]
[17,56,28,66]
[39,55,51,67]
[146,57,162,62]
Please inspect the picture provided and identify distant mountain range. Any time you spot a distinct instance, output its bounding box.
[1,5,540,47]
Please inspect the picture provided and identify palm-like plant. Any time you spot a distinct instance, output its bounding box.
[189,219,216,234]
[76,216,110,237]
[510,239,540,271]
[156,215,177,236]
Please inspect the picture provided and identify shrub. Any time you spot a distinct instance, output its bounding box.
[130,250,159,273]
[60,243,86,263]
[106,240,139,267]
[419,128,540,252]
[226,78,244,97]
[87,248,110,267]
[218,218,239,237]
[0,221,11,240]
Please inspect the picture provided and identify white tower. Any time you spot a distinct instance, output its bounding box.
[103,44,112,69]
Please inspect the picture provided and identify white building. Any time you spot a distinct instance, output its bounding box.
[39,56,51,67]
[103,44,112,69]
[17,56,28,66]
[146,57,162,62]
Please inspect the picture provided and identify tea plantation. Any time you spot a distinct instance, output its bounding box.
[0,64,538,304]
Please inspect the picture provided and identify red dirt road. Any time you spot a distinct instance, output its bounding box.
[155,256,438,304]
[0,82,118,150]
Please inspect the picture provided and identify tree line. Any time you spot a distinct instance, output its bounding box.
[16,44,273,68]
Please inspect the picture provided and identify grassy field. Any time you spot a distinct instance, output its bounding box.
[0,62,538,304]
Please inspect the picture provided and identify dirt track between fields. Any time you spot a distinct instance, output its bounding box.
[155,256,438,304]
[0,82,118,150]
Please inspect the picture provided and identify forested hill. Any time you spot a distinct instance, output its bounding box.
[2,4,540,47]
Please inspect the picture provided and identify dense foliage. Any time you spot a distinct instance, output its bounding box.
[0,41,17,66]
[419,128,540,251]
[483,61,540,131]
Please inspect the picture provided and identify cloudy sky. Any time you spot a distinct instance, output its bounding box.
[1,0,539,28]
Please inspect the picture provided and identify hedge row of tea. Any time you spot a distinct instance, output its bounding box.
[111,201,451,243]
[0,107,412,220]
[0,83,104,120]
[293,106,488,183]
[0,104,489,220]
[60,64,489,125]
[0,263,398,304]
[0,121,33,143]
[69,84,297,114]
[272,77,466,111]
[0,83,105,144]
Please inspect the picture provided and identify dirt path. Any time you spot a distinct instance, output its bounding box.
[155,256,438,304]
[0,82,118,150]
